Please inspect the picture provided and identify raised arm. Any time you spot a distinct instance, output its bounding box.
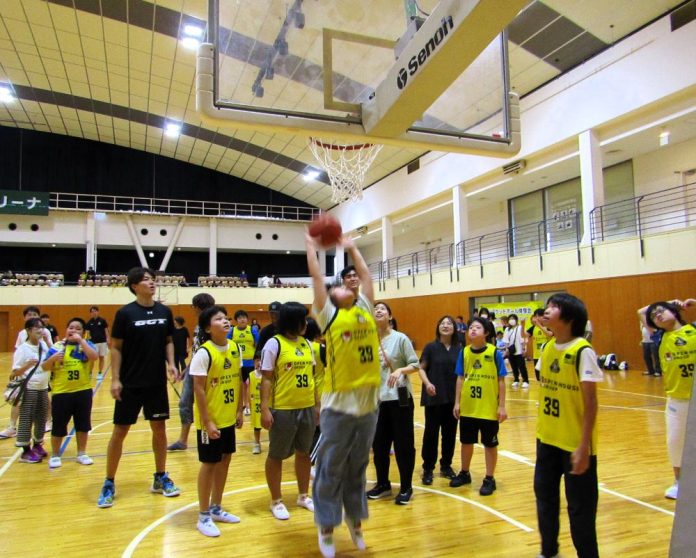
[340,235,374,304]
[305,231,328,310]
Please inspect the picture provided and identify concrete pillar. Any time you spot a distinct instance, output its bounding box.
[453,185,469,265]
[334,245,345,277]
[209,218,217,276]
[85,212,96,270]
[579,129,604,245]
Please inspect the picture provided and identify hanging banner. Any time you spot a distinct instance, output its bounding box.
[485,301,544,330]
[0,190,50,215]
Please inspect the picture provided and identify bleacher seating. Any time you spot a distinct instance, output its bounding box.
[2,272,65,287]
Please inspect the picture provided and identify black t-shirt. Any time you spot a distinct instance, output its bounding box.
[86,317,109,343]
[172,327,190,355]
[111,301,174,388]
[45,324,59,342]
[419,340,462,406]
[254,323,277,359]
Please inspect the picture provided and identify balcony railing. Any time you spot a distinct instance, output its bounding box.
[370,181,695,289]
[50,192,321,222]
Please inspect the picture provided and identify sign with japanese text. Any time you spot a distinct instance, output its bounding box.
[0,190,49,215]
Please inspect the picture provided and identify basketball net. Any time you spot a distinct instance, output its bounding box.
[309,138,383,203]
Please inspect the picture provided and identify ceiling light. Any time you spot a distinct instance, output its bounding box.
[183,25,203,38]
[165,122,181,138]
[0,85,15,103]
[303,170,320,181]
[659,129,670,147]
[181,36,200,50]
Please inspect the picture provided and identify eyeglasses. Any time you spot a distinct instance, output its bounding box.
[649,306,667,321]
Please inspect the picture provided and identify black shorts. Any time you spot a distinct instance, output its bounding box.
[197,425,237,463]
[459,416,500,447]
[241,365,254,383]
[113,385,169,425]
[51,389,93,436]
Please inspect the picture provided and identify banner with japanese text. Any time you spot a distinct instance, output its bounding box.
[0,190,50,215]
[486,301,544,331]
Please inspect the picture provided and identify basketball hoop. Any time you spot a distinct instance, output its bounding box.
[309,138,383,203]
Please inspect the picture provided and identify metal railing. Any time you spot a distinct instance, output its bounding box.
[370,181,695,288]
[50,192,321,222]
[590,181,695,260]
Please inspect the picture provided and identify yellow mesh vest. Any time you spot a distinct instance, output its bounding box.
[50,343,92,394]
[537,338,598,454]
[193,340,242,429]
[532,326,549,360]
[249,370,262,429]
[230,326,256,361]
[270,335,315,410]
[324,305,381,393]
[312,341,325,395]
[660,324,696,399]
[460,344,500,421]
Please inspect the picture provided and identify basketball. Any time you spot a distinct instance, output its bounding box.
[308,214,342,248]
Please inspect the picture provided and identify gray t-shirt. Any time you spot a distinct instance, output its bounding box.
[377,330,419,402]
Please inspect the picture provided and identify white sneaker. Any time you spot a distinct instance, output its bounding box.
[210,507,241,523]
[243,407,251,416]
[511,381,519,388]
[197,515,221,537]
[318,527,336,558]
[0,425,17,439]
[522,382,529,388]
[270,500,290,520]
[665,482,678,500]
[48,456,62,468]
[345,518,366,551]
[297,495,314,512]
[252,443,261,454]
[76,454,94,465]
[45,421,52,433]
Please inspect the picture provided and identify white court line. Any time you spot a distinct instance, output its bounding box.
[600,404,664,414]
[499,448,675,516]
[122,480,533,556]
[0,448,22,480]
[598,387,666,400]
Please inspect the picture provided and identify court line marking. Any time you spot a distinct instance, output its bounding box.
[122,480,533,556]
[0,448,22,479]
[497,447,675,516]
[598,387,666,400]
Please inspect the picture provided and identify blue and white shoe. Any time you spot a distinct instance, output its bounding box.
[97,480,115,508]
[151,472,180,497]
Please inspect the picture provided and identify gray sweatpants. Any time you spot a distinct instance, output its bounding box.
[312,408,378,528]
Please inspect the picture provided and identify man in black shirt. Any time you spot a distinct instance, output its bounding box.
[86,305,111,379]
[254,301,281,363]
[97,267,180,509]
[40,313,59,342]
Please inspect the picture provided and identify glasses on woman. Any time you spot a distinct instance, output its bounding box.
[649,306,667,321]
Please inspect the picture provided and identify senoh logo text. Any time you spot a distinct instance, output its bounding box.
[397,16,454,90]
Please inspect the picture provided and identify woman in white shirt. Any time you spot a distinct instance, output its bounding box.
[503,313,528,388]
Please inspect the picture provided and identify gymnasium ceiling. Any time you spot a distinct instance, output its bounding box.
[0,0,690,210]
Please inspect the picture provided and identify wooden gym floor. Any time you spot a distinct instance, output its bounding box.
[0,353,675,557]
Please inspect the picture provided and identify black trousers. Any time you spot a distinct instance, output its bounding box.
[641,342,661,375]
[372,399,415,490]
[534,440,599,558]
[509,354,529,383]
[421,402,457,472]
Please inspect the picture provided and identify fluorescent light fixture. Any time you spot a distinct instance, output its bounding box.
[181,36,200,50]
[659,130,670,147]
[303,170,320,181]
[165,122,181,138]
[183,25,203,38]
[0,85,15,103]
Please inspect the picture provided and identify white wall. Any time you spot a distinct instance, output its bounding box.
[633,137,696,195]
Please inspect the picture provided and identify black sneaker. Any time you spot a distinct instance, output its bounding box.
[440,466,456,479]
[449,470,472,487]
[395,488,413,505]
[366,483,392,499]
[479,476,496,496]
[422,470,434,485]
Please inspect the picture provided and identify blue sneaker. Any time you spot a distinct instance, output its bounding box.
[97,480,115,508]
[151,472,180,497]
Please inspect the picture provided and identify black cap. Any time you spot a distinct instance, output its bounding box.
[269,301,282,312]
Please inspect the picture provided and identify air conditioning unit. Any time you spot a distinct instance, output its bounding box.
[502,159,526,175]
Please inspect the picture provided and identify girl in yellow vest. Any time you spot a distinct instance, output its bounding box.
[260,301,318,520]
[190,306,244,537]
[452,317,507,495]
[535,293,603,558]
[640,298,696,500]
[47,317,98,468]
[306,232,381,558]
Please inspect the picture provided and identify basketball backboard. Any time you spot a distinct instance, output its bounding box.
[197,0,527,156]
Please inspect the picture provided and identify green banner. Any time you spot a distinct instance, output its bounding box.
[0,190,50,215]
